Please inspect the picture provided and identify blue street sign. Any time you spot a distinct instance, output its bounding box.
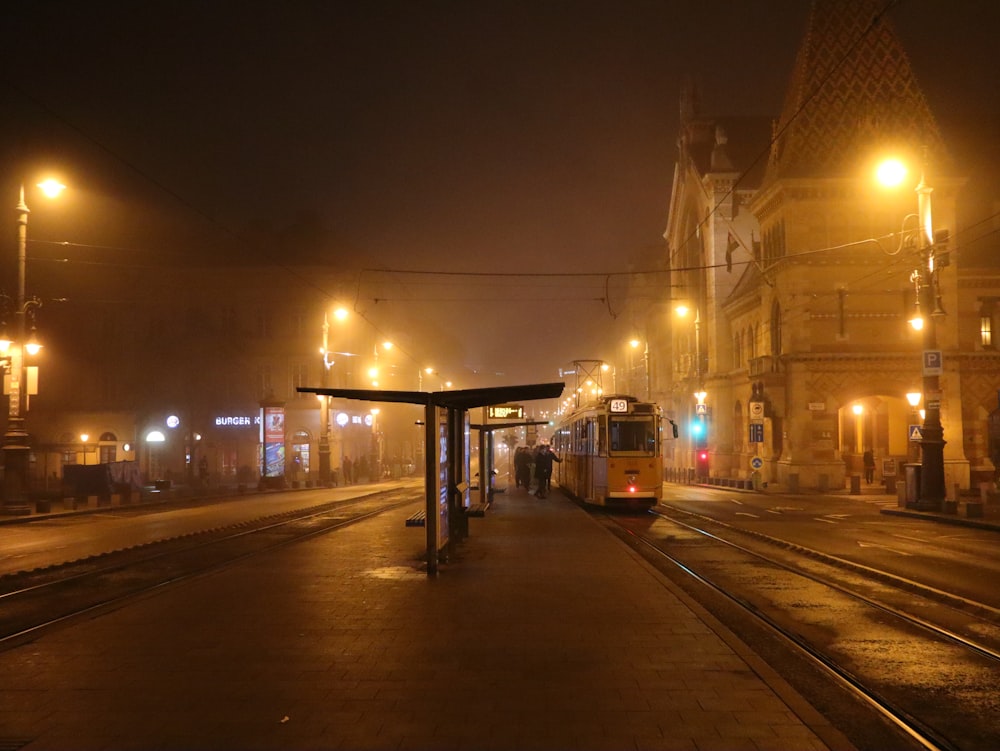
[922,350,943,376]
[909,424,923,441]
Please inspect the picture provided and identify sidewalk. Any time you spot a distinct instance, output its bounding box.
[0,492,849,750]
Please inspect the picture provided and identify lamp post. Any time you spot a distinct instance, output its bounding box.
[677,304,706,474]
[914,171,946,511]
[317,307,350,486]
[317,311,332,486]
[2,180,64,514]
[370,408,381,483]
[628,338,650,400]
[675,304,702,388]
[878,158,947,511]
[906,391,922,464]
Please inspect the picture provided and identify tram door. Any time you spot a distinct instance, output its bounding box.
[592,416,607,501]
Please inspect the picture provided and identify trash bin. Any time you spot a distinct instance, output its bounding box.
[903,463,921,508]
[850,475,861,495]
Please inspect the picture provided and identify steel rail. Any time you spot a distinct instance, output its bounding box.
[0,492,418,650]
[649,508,1000,664]
[612,517,958,751]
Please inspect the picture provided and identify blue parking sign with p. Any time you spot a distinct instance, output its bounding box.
[922,350,943,376]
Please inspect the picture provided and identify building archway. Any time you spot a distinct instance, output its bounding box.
[837,395,913,483]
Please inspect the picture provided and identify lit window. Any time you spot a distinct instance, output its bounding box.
[981,316,993,348]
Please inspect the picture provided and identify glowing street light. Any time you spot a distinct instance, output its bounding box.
[876,156,948,510]
[675,303,703,389]
[318,305,350,486]
[3,179,66,514]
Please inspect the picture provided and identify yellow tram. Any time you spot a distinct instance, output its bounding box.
[552,394,663,510]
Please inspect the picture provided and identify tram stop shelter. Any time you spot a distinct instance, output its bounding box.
[297,382,564,574]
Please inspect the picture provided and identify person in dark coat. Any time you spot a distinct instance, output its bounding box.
[863,449,875,484]
[514,447,532,491]
[533,444,561,499]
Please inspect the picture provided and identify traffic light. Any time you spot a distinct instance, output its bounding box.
[690,417,705,440]
[696,449,709,478]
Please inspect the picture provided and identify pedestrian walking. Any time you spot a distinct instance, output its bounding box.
[514,447,532,491]
[863,449,875,484]
[533,443,561,499]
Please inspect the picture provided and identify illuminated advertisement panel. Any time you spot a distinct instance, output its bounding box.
[261,405,286,478]
[463,410,471,509]
[437,405,449,547]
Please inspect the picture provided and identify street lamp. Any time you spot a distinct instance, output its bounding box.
[906,391,922,463]
[318,306,350,486]
[2,179,66,514]
[628,338,650,400]
[370,408,381,483]
[677,304,706,478]
[877,158,948,511]
[852,403,864,453]
[675,304,702,388]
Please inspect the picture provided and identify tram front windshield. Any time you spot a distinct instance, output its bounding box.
[609,416,656,454]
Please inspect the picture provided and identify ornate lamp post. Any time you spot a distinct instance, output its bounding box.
[628,338,650,400]
[877,158,948,511]
[677,303,706,476]
[2,180,65,514]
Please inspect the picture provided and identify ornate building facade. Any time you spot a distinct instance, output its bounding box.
[659,0,1000,493]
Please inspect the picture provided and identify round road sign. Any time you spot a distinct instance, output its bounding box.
[750,456,764,470]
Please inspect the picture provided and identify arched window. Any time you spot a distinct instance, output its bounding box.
[100,432,117,442]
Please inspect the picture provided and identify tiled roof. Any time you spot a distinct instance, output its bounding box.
[764,0,950,184]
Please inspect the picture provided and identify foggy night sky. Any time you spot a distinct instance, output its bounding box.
[1,1,999,386]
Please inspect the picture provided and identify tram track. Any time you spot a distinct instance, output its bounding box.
[0,488,420,651]
[600,505,1000,751]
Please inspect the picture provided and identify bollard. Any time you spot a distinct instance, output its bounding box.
[849,475,861,495]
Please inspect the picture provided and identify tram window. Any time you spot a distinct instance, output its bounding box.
[598,418,607,456]
[610,418,655,454]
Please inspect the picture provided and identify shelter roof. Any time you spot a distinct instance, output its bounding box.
[297,382,565,410]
